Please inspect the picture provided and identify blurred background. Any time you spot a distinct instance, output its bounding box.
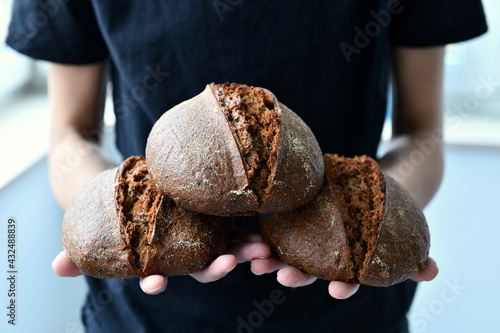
[0,0,499,332]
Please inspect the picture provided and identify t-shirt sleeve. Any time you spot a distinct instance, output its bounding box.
[5,0,108,64]
[389,0,488,47]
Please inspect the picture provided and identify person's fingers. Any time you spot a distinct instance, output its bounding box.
[411,257,439,282]
[52,251,82,277]
[225,242,271,263]
[328,281,360,299]
[190,254,237,283]
[139,275,168,295]
[230,227,265,243]
[276,266,317,287]
[251,256,288,275]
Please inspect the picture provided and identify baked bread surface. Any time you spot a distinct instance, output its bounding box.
[260,154,430,287]
[146,83,324,216]
[62,156,232,278]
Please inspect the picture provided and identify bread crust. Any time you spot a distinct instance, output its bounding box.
[259,158,430,287]
[62,159,232,278]
[146,85,257,216]
[146,84,324,216]
[62,168,137,278]
[140,197,233,276]
[260,178,353,281]
[359,174,430,286]
[259,102,324,214]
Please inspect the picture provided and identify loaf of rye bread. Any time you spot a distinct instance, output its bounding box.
[259,154,430,287]
[146,83,324,216]
[62,156,232,278]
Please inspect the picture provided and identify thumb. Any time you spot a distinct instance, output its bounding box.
[52,251,82,277]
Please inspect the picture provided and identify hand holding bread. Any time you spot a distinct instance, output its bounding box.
[59,83,435,296]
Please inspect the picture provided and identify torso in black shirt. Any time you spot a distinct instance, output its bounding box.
[87,4,410,331]
[107,1,391,159]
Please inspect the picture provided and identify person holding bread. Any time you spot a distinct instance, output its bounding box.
[6,1,487,332]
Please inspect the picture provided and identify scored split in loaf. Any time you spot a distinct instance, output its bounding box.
[62,156,232,278]
[260,154,430,287]
[146,83,324,216]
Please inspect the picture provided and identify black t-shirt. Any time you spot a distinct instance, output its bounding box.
[7,1,486,332]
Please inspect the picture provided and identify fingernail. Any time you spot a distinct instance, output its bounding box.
[331,284,359,299]
[146,285,165,294]
[290,277,316,288]
[52,254,62,275]
[277,277,295,288]
[222,264,237,274]
[51,258,56,270]
[257,252,271,259]
[343,289,358,299]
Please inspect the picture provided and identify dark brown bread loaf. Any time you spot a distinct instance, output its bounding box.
[62,156,232,279]
[260,154,430,287]
[146,83,324,216]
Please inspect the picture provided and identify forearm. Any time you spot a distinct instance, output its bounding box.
[379,46,445,209]
[47,61,114,210]
[379,129,444,209]
[48,129,115,210]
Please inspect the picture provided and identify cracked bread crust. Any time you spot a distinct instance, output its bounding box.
[326,154,386,282]
[259,177,353,281]
[146,84,258,216]
[62,156,232,278]
[145,83,324,216]
[259,154,430,287]
[115,156,162,274]
[259,102,324,214]
[359,174,430,286]
[62,168,137,278]
[213,83,280,209]
[143,200,232,276]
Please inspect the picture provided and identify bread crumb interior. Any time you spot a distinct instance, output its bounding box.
[325,154,385,281]
[214,83,280,206]
[115,156,161,272]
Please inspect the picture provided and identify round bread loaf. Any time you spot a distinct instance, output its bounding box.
[146,82,324,216]
[62,156,232,279]
[259,154,430,287]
